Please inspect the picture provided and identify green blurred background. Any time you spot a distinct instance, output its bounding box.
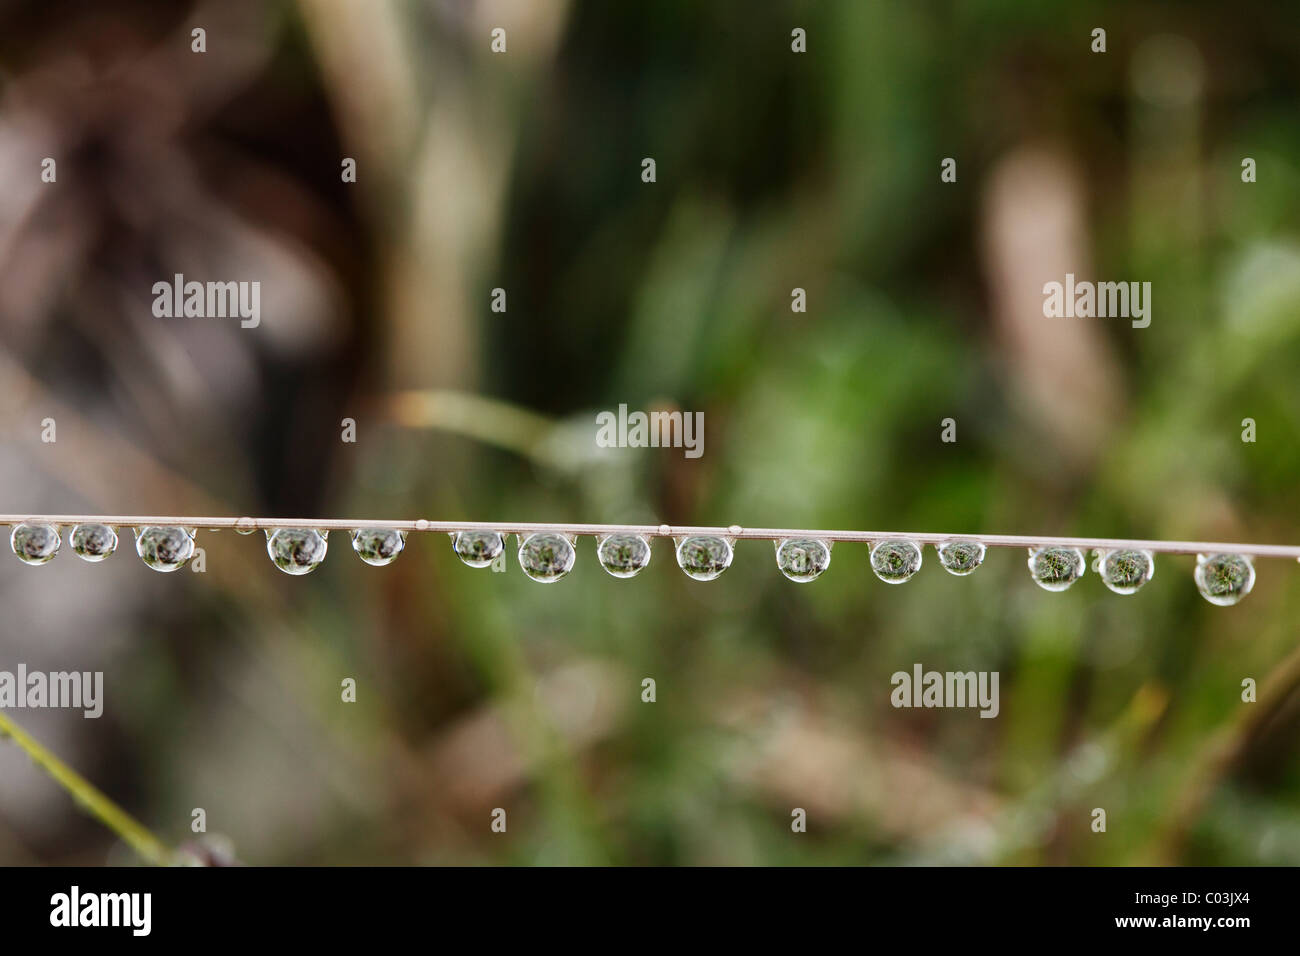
[1,0,1299,865]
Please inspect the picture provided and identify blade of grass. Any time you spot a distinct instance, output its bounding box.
[381,389,563,465]
[0,710,174,866]
[1149,639,1300,863]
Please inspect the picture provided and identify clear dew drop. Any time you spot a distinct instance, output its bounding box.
[1194,553,1255,606]
[675,535,733,582]
[775,537,831,582]
[71,523,118,562]
[350,528,405,566]
[936,539,985,576]
[266,528,328,576]
[235,516,257,535]
[10,523,60,565]
[517,532,576,583]
[1098,548,1154,595]
[870,538,922,583]
[135,526,195,572]
[596,532,652,578]
[453,530,505,568]
[1028,546,1085,592]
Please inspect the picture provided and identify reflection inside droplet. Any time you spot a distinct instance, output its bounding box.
[453,530,505,568]
[136,526,195,572]
[775,537,831,582]
[351,528,405,566]
[871,539,922,583]
[1098,548,1154,595]
[1028,546,1085,592]
[676,535,733,581]
[937,539,985,576]
[1194,553,1254,606]
[518,532,576,582]
[10,523,60,565]
[597,532,652,578]
[266,528,328,575]
[71,523,118,562]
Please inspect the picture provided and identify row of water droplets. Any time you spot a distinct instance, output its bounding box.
[780,538,1254,605]
[5,521,1258,604]
[1023,544,1254,605]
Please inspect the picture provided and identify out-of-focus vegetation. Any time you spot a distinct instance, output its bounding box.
[2,0,1300,865]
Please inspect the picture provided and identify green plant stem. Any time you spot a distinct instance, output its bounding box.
[382,389,563,465]
[0,710,173,866]
[1150,639,1300,863]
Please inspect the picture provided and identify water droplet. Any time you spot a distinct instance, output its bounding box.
[870,538,922,583]
[775,537,831,582]
[1194,553,1255,606]
[235,516,257,535]
[1098,548,1154,595]
[453,530,504,568]
[937,539,985,576]
[676,535,733,581]
[10,523,60,565]
[266,528,328,575]
[415,519,430,531]
[350,528,405,566]
[597,532,652,578]
[517,532,576,583]
[71,523,118,562]
[1028,546,1085,591]
[135,526,195,572]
